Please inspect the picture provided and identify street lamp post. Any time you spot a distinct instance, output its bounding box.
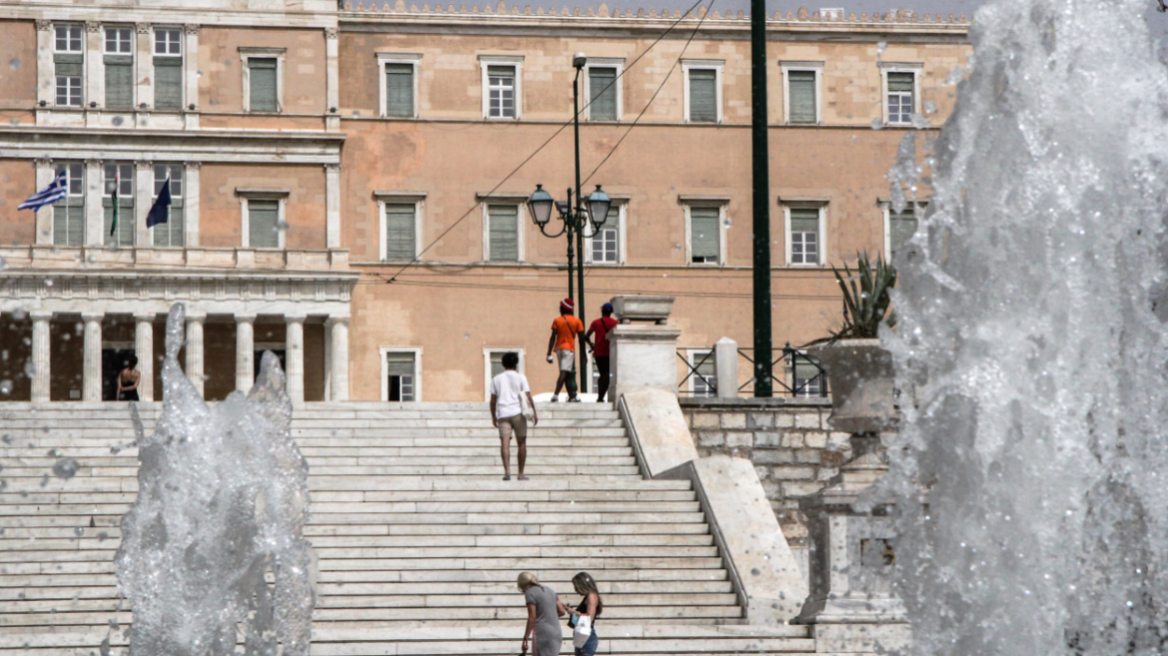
[527,53,612,396]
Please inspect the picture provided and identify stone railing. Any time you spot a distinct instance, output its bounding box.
[0,246,350,271]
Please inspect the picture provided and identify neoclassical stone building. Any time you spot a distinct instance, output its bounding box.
[0,0,970,403]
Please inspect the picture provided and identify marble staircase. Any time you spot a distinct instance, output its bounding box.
[0,403,813,655]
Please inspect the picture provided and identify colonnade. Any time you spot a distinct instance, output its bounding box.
[26,311,349,404]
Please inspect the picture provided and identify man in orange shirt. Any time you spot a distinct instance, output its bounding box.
[546,298,584,402]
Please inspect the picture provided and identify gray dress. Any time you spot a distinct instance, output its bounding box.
[525,584,562,655]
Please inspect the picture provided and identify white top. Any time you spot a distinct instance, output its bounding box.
[490,370,531,420]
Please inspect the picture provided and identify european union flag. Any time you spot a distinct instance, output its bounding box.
[146,177,171,228]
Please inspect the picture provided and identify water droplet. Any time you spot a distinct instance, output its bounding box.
[52,457,80,480]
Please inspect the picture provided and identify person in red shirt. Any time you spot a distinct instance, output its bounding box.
[546,298,585,402]
[585,303,618,403]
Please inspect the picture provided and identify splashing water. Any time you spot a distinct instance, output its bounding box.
[115,303,316,655]
[884,1,1168,654]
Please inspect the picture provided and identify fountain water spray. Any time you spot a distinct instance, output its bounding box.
[115,303,316,655]
[884,0,1168,654]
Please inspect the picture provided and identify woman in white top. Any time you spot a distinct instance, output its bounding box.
[489,352,539,481]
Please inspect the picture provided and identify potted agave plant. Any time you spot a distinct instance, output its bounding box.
[808,253,899,434]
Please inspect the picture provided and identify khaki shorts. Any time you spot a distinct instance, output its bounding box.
[556,349,575,372]
[497,414,528,440]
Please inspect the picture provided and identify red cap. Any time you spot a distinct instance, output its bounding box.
[561,298,575,311]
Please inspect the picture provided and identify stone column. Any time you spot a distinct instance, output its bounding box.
[85,22,102,112]
[35,159,54,245]
[183,24,200,127]
[185,313,205,396]
[325,163,341,249]
[325,317,349,402]
[35,21,54,109]
[82,312,103,402]
[324,26,339,131]
[134,313,154,402]
[30,311,52,403]
[134,23,154,110]
[235,314,256,394]
[714,336,739,399]
[84,160,103,246]
[285,315,306,405]
[184,162,200,247]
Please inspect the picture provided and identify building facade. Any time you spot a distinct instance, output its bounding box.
[0,0,970,403]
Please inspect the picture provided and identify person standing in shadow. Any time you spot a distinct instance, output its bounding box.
[115,355,141,402]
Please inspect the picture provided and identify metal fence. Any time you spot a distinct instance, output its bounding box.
[677,342,830,399]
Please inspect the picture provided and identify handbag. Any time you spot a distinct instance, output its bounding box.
[572,614,592,648]
[518,374,536,423]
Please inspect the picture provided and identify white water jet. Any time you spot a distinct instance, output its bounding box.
[115,303,316,655]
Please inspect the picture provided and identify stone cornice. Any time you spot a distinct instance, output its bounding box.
[0,4,338,30]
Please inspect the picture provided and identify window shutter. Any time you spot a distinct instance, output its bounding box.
[690,207,719,261]
[54,54,83,77]
[688,69,717,122]
[788,71,816,124]
[154,57,183,110]
[55,203,84,246]
[154,200,185,247]
[888,72,915,93]
[104,55,133,109]
[386,352,415,377]
[790,208,819,233]
[890,208,917,251]
[488,205,519,262]
[248,58,278,112]
[249,199,280,248]
[588,67,617,120]
[487,65,514,80]
[103,197,135,247]
[385,64,414,117]
[384,203,416,261]
[490,352,506,379]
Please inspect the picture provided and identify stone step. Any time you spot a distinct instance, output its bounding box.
[0,464,645,478]
[1,427,634,438]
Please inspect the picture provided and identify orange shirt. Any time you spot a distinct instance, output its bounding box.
[552,315,585,351]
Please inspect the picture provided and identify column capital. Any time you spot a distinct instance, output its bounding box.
[86,21,102,33]
[36,20,52,31]
[85,158,103,167]
[136,23,151,34]
[325,26,339,39]
[35,157,52,167]
[136,160,153,171]
[235,313,257,323]
[187,161,202,170]
[81,312,104,322]
[133,312,156,322]
[324,316,350,327]
[185,312,206,323]
[30,310,53,321]
[184,24,200,35]
[285,314,307,324]
[324,162,341,172]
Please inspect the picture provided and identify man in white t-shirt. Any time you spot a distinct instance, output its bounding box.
[489,352,539,481]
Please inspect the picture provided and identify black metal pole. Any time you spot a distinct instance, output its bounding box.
[573,67,589,395]
[750,0,773,397]
[566,188,575,307]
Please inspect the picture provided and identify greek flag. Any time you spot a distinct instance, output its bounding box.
[18,171,67,212]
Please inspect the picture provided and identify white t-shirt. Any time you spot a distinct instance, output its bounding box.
[490,370,530,420]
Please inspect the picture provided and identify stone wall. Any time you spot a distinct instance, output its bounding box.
[679,397,852,579]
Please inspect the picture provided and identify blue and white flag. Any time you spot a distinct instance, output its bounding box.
[146,177,171,228]
[18,171,67,212]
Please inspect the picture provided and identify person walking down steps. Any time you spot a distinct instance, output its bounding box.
[547,298,584,402]
[489,352,538,481]
[518,571,569,656]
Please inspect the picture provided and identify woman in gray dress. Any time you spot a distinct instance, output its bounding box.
[518,572,568,655]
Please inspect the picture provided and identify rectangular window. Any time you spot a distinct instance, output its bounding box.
[248,199,280,248]
[691,350,716,398]
[248,58,279,113]
[104,28,134,110]
[888,205,918,257]
[154,29,183,111]
[789,207,821,265]
[689,206,720,264]
[103,163,135,247]
[385,351,416,402]
[591,226,619,263]
[152,165,184,247]
[792,353,826,398]
[487,204,519,262]
[489,351,507,379]
[55,26,84,108]
[787,70,817,124]
[487,65,516,119]
[587,66,618,121]
[383,203,417,261]
[53,162,84,246]
[887,72,915,125]
[384,63,415,118]
[688,68,718,122]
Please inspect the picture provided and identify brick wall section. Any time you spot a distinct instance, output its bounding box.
[678,398,852,556]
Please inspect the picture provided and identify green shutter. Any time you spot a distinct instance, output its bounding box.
[385,64,414,117]
[487,65,514,80]
[104,55,133,109]
[888,72,915,92]
[690,207,719,261]
[153,200,184,247]
[688,69,717,122]
[154,56,183,110]
[588,67,617,120]
[249,199,279,248]
[790,208,819,233]
[788,71,816,124]
[890,208,918,252]
[386,352,415,377]
[488,205,519,262]
[54,53,83,77]
[248,58,278,112]
[54,203,84,246]
[384,203,416,260]
[104,197,135,247]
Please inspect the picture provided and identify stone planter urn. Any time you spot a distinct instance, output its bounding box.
[610,295,674,325]
[808,338,898,434]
